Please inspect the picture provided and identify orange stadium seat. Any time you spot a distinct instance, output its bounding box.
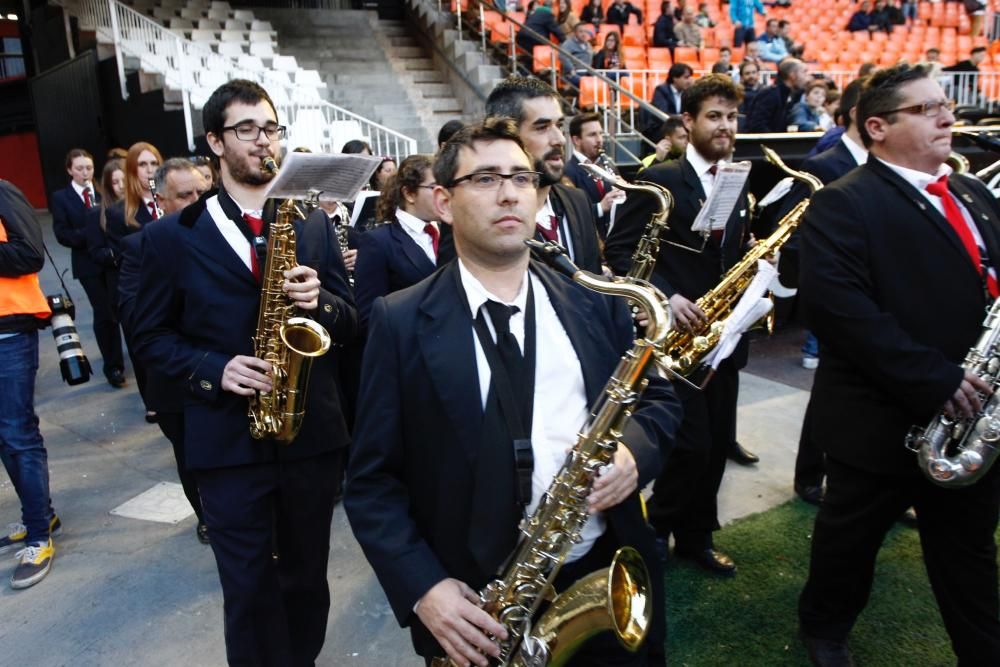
[532,45,560,73]
[617,76,639,109]
[623,24,646,46]
[674,46,700,67]
[578,76,610,109]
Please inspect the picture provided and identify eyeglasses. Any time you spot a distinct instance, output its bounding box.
[447,171,542,190]
[880,99,956,118]
[222,123,287,141]
[415,183,437,190]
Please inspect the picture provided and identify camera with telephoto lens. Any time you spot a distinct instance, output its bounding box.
[47,293,91,385]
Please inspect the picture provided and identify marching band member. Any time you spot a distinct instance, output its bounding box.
[605,74,754,576]
[130,80,357,665]
[797,63,1000,667]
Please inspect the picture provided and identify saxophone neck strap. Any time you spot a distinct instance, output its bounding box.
[217,184,277,267]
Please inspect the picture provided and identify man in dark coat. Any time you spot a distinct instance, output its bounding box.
[746,57,810,133]
[796,63,1000,667]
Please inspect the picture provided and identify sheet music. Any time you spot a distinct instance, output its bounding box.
[703,260,777,369]
[349,190,381,228]
[263,152,382,202]
[691,161,752,234]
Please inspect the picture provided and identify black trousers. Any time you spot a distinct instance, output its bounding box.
[194,454,339,667]
[799,457,1000,666]
[646,360,739,551]
[793,402,826,488]
[78,271,124,377]
[156,412,203,523]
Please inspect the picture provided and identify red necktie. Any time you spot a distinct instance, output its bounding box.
[594,175,606,198]
[926,175,999,298]
[243,213,265,282]
[147,200,159,220]
[538,214,559,242]
[707,165,724,245]
[423,222,440,259]
[83,187,92,209]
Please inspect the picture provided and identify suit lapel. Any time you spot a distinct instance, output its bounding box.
[417,262,483,463]
[950,175,1000,271]
[680,157,707,214]
[550,185,583,257]
[390,219,435,275]
[191,207,259,287]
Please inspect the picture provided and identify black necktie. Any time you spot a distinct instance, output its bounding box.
[483,300,525,393]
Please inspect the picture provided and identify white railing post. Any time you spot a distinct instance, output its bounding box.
[457,1,463,40]
[108,0,128,100]
[176,36,194,151]
[480,4,486,54]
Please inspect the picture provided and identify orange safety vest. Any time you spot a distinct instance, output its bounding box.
[0,219,52,321]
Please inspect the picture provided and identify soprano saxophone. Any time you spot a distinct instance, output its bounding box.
[907,297,1000,486]
[433,240,674,667]
[661,146,823,376]
[248,157,332,444]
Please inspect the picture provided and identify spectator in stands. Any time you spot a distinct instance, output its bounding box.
[885,0,906,27]
[674,6,703,47]
[640,116,689,170]
[964,0,987,38]
[652,62,695,116]
[653,1,678,50]
[869,0,894,33]
[606,0,642,31]
[758,19,788,63]
[944,46,988,75]
[900,0,917,27]
[188,155,216,191]
[738,60,763,130]
[580,0,604,26]
[746,57,810,132]
[593,30,624,70]
[778,20,804,59]
[744,40,764,69]
[943,46,988,102]
[789,80,829,131]
[729,0,766,48]
[556,0,580,35]
[695,2,715,28]
[716,46,737,79]
[516,0,564,60]
[561,23,595,85]
[823,88,841,130]
[342,139,373,155]
[925,47,941,63]
[437,119,465,149]
[847,1,874,32]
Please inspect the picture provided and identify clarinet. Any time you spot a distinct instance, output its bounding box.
[147,178,165,219]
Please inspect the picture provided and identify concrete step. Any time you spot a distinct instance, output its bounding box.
[403,58,436,71]
[392,46,425,59]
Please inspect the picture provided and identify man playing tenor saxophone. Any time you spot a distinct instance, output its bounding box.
[797,63,1000,667]
[345,119,681,667]
[131,80,358,665]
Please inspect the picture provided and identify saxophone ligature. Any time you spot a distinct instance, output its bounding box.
[660,146,823,376]
[433,239,673,667]
[906,298,1000,487]
[248,156,332,444]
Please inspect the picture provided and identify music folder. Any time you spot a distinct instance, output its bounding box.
[263,152,382,203]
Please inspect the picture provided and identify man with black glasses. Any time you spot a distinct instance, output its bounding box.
[345,118,681,667]
[797,64,1000,667]
[131,80,358,666]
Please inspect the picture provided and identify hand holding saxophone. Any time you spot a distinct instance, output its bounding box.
[222,356,273,397]
[944,369,993,419]
[282,265,321,311]
[416,578,508,667]
[588,445,638,512]
[669,293,707,332]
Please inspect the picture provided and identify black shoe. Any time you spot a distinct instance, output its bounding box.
[144,411,158,424]
[107,368,127,388]
[800,633,855,667]
[728,441,760,465]
[898,507,918,529]
[674,547,736,576]
[795,482,825,506]
[196,523,209,544]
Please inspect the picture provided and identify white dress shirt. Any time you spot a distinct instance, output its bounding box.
[535,194,577,260]
[206,194,264,272]
[685,143,726,200]
[572,149,614,221]
[457,259,604,562]
[395,208,438,265]
[71,180,94,205]
[841,133,868,166]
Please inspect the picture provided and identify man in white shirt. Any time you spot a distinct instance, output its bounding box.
[345,118,681,667]
[797,63,1000,667]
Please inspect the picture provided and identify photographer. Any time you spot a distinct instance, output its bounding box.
[0,180,60,590]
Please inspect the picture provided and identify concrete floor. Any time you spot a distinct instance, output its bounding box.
[0,214,815,666]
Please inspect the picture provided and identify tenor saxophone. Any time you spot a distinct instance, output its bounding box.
[907,297,1000,486]
[433,240,673,667]
[248,157,332,444]
[661,146,823,376]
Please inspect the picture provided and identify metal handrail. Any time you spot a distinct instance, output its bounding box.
[54,0,417,158]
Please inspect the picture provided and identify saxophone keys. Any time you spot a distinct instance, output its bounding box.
[976,416,1000,442]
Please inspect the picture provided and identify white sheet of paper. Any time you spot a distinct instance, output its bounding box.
[757,176,795,208]
[704,260,777,369]
[263,152,382,202]
[691,161,752,234]
[349,190,381,228]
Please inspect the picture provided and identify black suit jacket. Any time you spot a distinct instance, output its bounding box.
[50,185,102,279]
[344,259,681,658]
[746,80,800,133]
[545,183,603,273]
[130,195,359,469]
[773,139,861,288]
[564,154,605,206]
[800,158,1000,474]
[354,217,437,328]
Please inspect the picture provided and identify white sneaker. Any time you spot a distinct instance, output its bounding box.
[802,356,819,370]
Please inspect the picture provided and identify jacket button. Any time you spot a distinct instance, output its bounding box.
[323,303,333,313]
[200,380,212,391]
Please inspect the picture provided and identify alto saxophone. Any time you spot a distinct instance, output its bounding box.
[248,157,332,444]
[661,146,823,376]
[434,240,674,667]
[907,297,1000,486]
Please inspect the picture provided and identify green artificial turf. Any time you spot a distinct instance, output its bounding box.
[663,500,999,666]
